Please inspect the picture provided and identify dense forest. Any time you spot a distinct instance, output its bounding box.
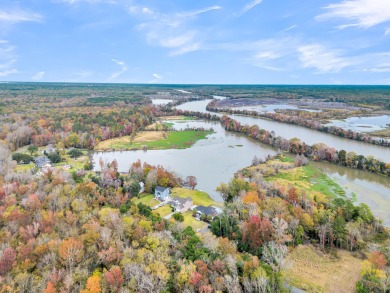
[0,83,389,292]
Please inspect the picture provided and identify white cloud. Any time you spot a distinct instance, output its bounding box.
[130,5,221,56]
[356,53,390,73]
[317,0,390,29]
[385,28,390,36]
[149,73,163,83]
[109,58,128,80]
[241,0,263,15]
[0,69,17,77]
[298,44,353,73]
[363,67,390,73]
[0,41,17,77]
[111,58,125,66]
[237,38,298,71]
[56,0,118,4]
[254,51,282,60]
[0,8,42,23]
[181,6,222,17]
[32,71,45,81]
[281,25,297,32]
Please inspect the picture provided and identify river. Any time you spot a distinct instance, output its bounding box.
[176,99,390,162]
[93,119,277,202]
[93,99,390,225]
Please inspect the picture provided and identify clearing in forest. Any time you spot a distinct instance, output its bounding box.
[285,245,362,293]
[95,130,212,151]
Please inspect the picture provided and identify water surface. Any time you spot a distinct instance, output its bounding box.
[93,119,277,201]
[177,99,390,162]
[326,115,390,133]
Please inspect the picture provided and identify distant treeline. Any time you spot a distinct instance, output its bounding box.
[167,108,390,176]
[206,100,390,147]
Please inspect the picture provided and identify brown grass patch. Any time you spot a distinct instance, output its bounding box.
[164,116,186,120]
[369,127,390,138]
[133,131,165,142]
[95,131,166,150]
[285,245,362,293]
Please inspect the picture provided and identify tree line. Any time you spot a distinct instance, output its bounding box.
[206,100,390,147]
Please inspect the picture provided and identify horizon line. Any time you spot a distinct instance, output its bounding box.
[1,81,390,87]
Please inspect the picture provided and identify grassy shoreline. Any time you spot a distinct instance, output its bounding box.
[95,130,213,151]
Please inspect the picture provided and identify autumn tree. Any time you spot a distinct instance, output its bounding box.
[104,266,123,293]
[58,238,84,272]
[186,175,198,190]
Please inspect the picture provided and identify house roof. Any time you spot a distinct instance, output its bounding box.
[172,196,192,205]
[196,206,218,216]
[35,156,51,168]
[155,186,168,192]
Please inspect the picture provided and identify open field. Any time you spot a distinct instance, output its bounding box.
[268,161,346,199]
[171,187,223,208]
[146,121,174,130]
[132,194,160,207]
[153,205,173,217]
[95,130,212,151]
[181,211,208,230]
[14,146,89,173]
[163,116,197,120]
[285,245,362,293]
[368,127,390,138]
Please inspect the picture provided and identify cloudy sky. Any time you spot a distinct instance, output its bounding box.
[0,0,390,84]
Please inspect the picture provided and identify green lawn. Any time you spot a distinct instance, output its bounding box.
[100,130,212,151]
[269,163,345,199]
[170,188,223,208]
[15,162,35,172]
[57,150,89,170]
[132,194,160,207]
[303,165,346,198]
[182,211,208,231]
[153,205,173,217]
[13,146,89,173]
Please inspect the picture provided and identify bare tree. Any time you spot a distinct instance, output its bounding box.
[224,275,242,293]
[262,241,290,272]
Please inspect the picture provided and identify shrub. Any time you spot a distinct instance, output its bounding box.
[172,212,184,222]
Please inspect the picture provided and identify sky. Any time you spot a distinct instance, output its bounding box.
[0,0,390,84]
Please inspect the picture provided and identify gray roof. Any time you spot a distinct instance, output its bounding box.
[35,156,51,168]
[155,186,168,192]
[196,206,218,216]
[172,196,192,205]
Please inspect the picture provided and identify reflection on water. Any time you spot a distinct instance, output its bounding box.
[93,119,277,201]
[232,104,321,113]
[177,99,390,162]
[326,115,390,133]
[313,162,390,226]
[151,98,173,105]
[92,100,390,226]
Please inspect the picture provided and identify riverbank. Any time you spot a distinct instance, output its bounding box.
[94,130,213,151]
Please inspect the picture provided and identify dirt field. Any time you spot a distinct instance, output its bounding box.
[95,132,165,150]
[285,245,363,293]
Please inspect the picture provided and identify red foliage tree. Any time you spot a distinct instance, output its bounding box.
[0,247,16,275]
[105,266,123,293]
[242,216,274,252]
[368,251,388,270]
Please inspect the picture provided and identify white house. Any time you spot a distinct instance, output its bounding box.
[154,186,171,201]
[171,196,193,213]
